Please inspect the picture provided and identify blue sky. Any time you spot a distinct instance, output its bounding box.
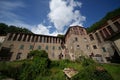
[0,0,120,36]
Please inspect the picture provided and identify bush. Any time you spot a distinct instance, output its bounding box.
[0,61,23,80]
[19,50,51,80]
[50,59,71,69]
[76,56,95,67]
[28,50,48,58]
[72,62,113,80]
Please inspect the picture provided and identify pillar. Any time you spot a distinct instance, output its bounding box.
[25,34,29,42]
[21,34,25,41]
[107,20,118,32]
[10,33,16,41]
[16,34,20,41]
[105,27,111,35]
[29,35,33,42]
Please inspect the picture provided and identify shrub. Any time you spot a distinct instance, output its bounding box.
[19,50,51,80]
[78,56,95,67]
[72,63,113,80]
[28,50,48,59]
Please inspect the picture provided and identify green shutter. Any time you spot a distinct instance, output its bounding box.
[38,46,41,49]
[19,45,24,49]
[29,45,33,49]
[53,46,55,50]
[102,47,106,52]
[58,46,61,50]
[46,46,48,50]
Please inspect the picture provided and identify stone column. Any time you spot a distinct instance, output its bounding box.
[99,30,105,41]
[16,34,20,41]
[44,36,46,43]
[107,20,118,32]
[51,37,53,43]
[40,36,42,42]
[98,31,104,42]
[38,36,40,42]
[103,28,106,38]
[45,36,46,43]
[25,34,29,42]
[4,33,10,42]
[48,37,50,43]
[11,33,16,41]
[95,31,104,42]
[33,35,36,42]
[30,35,33,42]
[57,38,59,43]
[21,34,25,41]
[36,36,38,42]
[42,36,44,43]
[101,29,106,39]
[105,27,111,35]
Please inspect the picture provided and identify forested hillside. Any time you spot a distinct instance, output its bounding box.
[87,8,120,33]
[0,23,32,36]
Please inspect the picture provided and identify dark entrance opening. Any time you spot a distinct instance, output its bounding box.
[0,47,13,61]
[110,45,120,63]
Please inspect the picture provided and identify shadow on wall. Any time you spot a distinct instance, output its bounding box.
[0,47,13,61]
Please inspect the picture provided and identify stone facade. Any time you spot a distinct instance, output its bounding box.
[0,34,62,61]
[0,36,6,47]
[0,16,120,62]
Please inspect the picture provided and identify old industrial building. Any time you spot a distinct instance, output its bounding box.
[0,16,120,63]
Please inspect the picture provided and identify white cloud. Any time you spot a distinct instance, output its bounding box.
[32,0,85,36]
[70,10,86,26]
[48,0,86,32]
[0,0,86,36]
[31,24,50,35]
[31,24,64,36]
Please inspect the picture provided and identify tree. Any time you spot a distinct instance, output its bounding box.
[87,8,120,33]
[0,23,8,35]
[20,50,50,80]
[0,23,32,36]
[57,34,64,39]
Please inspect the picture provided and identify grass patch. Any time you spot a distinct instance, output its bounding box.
[102,63,120,80]
[0,56,120,80]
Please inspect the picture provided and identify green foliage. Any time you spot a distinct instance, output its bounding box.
[0,23,8,35]
[75,56,95,66]
[19,50,50,80]
[50,59,75,69]
[72,58,113,80]
[87,8,120,33]
[0,61,23,80]
[28,50,48,58]
[0,23,32,35]
[103,64,120,80]
[72,66,113,80]
[57,34,64,39]
[0,50,51,80]
[1,55,120,80]
[81,57,95,67]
